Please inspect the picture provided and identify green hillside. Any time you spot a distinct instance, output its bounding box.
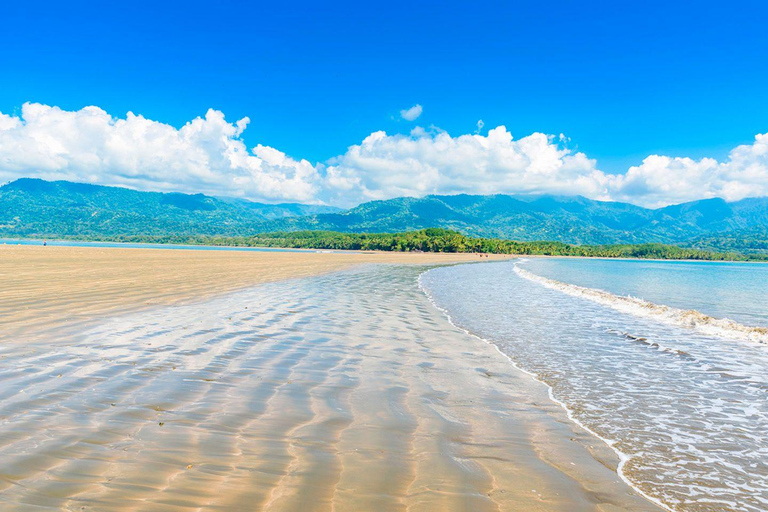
[0,178,339,238]
[268,193,768,247]
[1,178,767,253]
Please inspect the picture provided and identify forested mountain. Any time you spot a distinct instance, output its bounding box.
[269,194,768,246]
[0,179,339,237]
[1,178,767,252]
[687,227,768,255]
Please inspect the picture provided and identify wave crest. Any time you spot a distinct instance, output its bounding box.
[514,264,768,344]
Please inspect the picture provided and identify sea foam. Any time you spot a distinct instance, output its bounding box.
[514,263,768,344]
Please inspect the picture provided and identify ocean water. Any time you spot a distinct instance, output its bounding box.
[0,264,651,510]
[420,259,768,512]
[522,258,768,329]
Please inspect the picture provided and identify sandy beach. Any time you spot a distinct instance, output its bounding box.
[0,246,659,510]
[0,245,507,343]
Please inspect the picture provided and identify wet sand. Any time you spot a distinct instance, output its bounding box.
[0,245,506,343]
[0,249,660,511]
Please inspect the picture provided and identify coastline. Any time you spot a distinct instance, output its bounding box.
[513,263,768,344]
[420,258,768,511]
[419,268,672,511]
[0,259,660,510]
[4,235,765,264]
[0,244,509,344]
[522,253,768,265]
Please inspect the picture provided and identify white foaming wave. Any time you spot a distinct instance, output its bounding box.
[605,328,698,360]
[416,269,674,512]
[514,264,768,345]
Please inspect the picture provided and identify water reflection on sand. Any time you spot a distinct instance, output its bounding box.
[0,265,656,511]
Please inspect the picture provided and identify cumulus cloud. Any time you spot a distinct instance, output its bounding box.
[607,134,768,207]
[0,103,322,202]
[1,102,767,208]
[323,127,768,207]
[399,104,423,121]
[322,126,609,205]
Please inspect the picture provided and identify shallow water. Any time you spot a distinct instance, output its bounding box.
[523,258,768,328]
[421,260,768,511]
[0,264,654,511]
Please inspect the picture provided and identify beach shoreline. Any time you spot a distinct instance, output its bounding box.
[0,246,660,510]
[0,244,509,344]
[5,236,765,265]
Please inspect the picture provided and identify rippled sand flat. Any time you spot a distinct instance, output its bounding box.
[0,254,657,510]
[0,245,504,343]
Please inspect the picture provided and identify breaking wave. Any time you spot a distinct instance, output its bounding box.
[514,264,768,344]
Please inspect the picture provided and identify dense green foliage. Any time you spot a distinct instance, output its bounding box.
[241,229,767,260]
[267,194,768,248]
[62,229,768,262]
[2,178,767,255]
[687,228,768,255]
[0,178,339,237]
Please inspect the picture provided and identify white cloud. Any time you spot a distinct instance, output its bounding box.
[322,126,609,206]
[0,103,322,203]
[1,102,767,208]
[399,104,423,121]
[606,134,768,207]
[323,127,768,207]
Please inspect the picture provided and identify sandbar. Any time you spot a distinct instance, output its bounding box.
[0,245,507,342]
[0,246,660,511]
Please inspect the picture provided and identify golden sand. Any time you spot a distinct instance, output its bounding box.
[0,246,660,511]
[0,245,507,342]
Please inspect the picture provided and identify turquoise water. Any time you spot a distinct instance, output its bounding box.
[0,238,306,252]
[421,259,768,511]
[522,258,768,328]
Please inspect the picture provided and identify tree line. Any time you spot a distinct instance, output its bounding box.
[61,228,768,261]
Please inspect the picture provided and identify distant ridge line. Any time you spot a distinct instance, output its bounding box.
[1,178,767,253]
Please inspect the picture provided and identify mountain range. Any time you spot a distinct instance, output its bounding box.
[0,178,340,237]
[1,178,767,252]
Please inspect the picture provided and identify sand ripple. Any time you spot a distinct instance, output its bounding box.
[0,265,658,511]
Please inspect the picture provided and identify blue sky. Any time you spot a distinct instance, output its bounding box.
[1,0,767,206]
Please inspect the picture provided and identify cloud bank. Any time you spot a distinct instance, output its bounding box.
[1,103,766,208]
[324,127,609,205]
[608,136,768,207]
[0,103,321,202]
